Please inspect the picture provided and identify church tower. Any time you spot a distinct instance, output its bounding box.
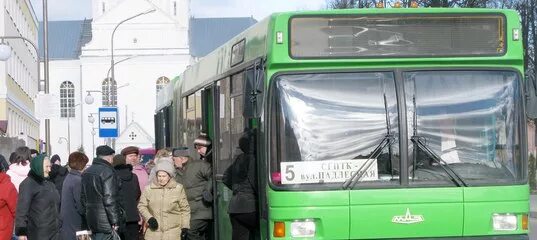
[92,0,190,27]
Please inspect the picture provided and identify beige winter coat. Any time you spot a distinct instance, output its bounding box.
[138,179,190,240]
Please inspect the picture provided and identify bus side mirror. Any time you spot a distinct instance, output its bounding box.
[526,75,537,119]
[244,61,264,119]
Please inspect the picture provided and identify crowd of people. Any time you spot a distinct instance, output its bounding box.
[0,131,259,240]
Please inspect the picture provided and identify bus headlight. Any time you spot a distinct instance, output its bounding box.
[291,220,315,237]
[492,214,517,231]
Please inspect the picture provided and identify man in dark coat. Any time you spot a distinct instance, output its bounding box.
[49,154,68,198]
[60,152,90,240]
[174,147,213,240]
[81,145,121,240]
[15,154,61,240]
[223,131,259,240]
[113,154,141,240]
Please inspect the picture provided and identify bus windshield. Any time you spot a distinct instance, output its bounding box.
[270,70,524,188]
[406,70,524,185]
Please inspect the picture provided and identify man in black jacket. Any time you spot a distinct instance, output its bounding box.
[81,145,121,240]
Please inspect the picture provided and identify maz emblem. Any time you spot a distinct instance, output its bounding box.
[391,208,424,224]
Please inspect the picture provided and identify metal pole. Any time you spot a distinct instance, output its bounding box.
[79,65,84,151]
[43,0,51,154]
[108,9,154,148]
[92,130,96,159]
[110,9,155,96]
[67,109,71,153]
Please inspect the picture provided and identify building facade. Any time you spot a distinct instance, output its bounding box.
[0,0,39,150]
[39,0,256,159]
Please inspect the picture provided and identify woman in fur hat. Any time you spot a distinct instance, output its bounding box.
[138,161,191,240]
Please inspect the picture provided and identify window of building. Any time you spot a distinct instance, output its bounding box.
[173,1,177,16]
[102,78,117,106]
[102,2,106,13]
[156,76,170,93]
[60,81,75,118]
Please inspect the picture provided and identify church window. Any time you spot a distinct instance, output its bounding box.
[102,78,117,106]
[173,1,177,16]
[102,2,106,13]
[156,76,170,93]
[60,81,75,118]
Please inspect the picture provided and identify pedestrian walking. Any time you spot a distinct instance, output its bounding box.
[15,154,61,240]
[223,130,259,240]
[0,154,17,240]
[138,161,190,240]
[122,146,149,192]
[173,147,213,240]
[7,147,31,192]
[49,154,68,197]
[60,152,90,240]
[113,154,142,240]
[81,145,122,240]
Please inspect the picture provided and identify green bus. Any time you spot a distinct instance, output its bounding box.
[155,7,537,239]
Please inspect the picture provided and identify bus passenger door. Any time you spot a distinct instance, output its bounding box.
[210,75,231,240]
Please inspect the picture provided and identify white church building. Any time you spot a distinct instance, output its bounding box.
[38,0,255,159]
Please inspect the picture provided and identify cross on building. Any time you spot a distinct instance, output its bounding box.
[129,132,137,140]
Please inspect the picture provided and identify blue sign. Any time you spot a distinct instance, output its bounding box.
[99,107,119,138]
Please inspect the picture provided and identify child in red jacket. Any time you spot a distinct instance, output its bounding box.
[0,154,17,240]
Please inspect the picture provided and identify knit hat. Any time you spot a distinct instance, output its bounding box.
[154,160,176,178]
[172,147,190,157]
[96,145,115,156]
[30,154,48,179]
[50,154,61,164]
[194,133,211,147]
[121,146,139,156]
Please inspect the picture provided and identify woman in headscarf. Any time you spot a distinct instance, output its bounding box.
[0,154,17,240]
[138,161,191,240]
[15,154,61,240]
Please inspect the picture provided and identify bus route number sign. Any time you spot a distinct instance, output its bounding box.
[280,159,378,185]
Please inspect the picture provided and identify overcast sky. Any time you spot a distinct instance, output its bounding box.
[29,0,326,21]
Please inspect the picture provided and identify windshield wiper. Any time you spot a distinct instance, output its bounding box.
[342,134,395,190]
[411,136,468,187]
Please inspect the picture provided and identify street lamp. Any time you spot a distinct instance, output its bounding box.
[58,137,69,155]
[88,112,97,124]
[107,55,137,80]
[110,9,155,96]
[85,83,130,105]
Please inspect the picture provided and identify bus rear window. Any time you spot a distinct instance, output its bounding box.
[290,14,505,58]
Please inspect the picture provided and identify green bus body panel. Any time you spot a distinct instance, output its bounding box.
[350,188,463,239]
[463,185,529,236]
[268,189,349,239]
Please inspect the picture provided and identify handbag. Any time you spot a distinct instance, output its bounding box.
[75,230,92,240]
